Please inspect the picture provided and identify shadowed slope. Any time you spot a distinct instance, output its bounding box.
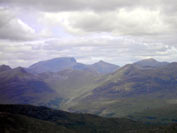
[0,104,170,133]
[0,67,58,106]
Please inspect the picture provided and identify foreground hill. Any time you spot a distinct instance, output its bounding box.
[1,104,177,133]
[129,104,177,124]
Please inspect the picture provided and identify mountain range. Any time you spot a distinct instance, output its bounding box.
[0,57,119,108]
[28,57,119,74]
[1,57,177,127]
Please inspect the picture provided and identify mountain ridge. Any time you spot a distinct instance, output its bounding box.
[28,57,120,74]
[134,58,168,68]
[0,57,177,122]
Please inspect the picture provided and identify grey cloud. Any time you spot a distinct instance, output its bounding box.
[64,9,177,36]
[0,0,177,67]
[0,0,175,12]
[0,8,36,41]
[40,8,177,37]
[0,0,151,11]
[1,0,177,37]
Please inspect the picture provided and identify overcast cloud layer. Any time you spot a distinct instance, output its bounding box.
[0,0,177,67]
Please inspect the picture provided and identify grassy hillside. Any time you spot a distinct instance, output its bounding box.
[128,104,177,124]
[38,69,104,109]
[65,63,177,117]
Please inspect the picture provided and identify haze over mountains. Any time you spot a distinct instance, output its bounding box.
[1,57,177,126]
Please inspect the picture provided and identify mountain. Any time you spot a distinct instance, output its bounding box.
[29,57,79,73]
[0,67,59,107]
[0,65,11,72]
[66,62,177,117]
[0,58,177,125]
[134,58,168,68]
[28,57,119,74]
[0,104,174,133]
[89,60,119,74]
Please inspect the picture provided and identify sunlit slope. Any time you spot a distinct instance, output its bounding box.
[66,62,177,117]
[38,69,103,102]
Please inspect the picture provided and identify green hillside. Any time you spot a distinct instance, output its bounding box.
[65,63,177,117]
[128,104,177,124]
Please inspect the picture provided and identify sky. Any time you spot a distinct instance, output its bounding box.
[0,0,177,67]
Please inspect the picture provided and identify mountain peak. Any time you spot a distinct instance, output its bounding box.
[0,65,11,72]
[29,57,77,73]
[91,60,119,74]
[98,60,105,63]
[96,60,107,64]
[140,58,157,62]
[134,58,168,68]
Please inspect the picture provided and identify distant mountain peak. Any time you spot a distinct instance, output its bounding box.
[134,58,168,68]
[138,58,157,62]
[0,65,11,72]
[91,60,120,74]
[14,67,27,73]
[94,60,116,65]
[29,57,77,73]
[97,60,106,63]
